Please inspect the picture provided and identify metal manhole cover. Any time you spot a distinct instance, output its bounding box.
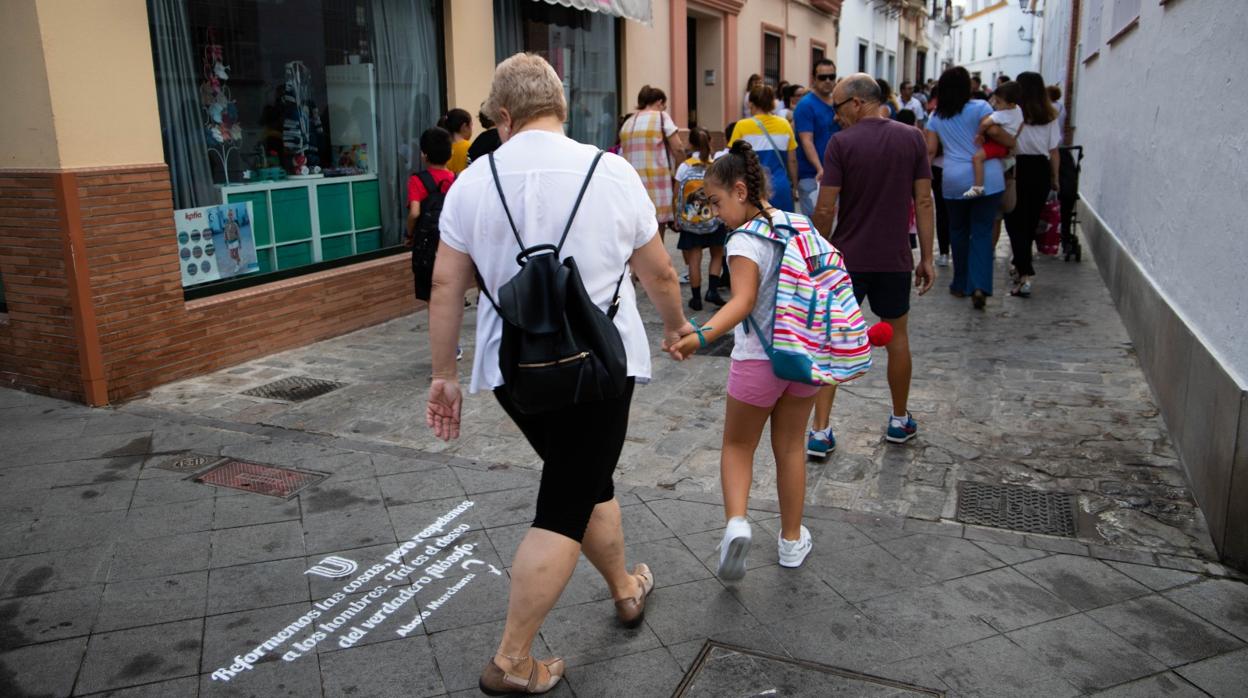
[192,459,327,499]
[153,453,223,473]
[241,376,345,402]
[673,641,943,697]
[956,481,1077,537]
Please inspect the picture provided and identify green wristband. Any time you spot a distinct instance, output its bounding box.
[689,319,714,348]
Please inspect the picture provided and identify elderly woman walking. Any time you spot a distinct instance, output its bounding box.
[426,53,689,695]
[619,85,686,237]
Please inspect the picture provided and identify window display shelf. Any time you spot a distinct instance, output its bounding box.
[220,174,381,273]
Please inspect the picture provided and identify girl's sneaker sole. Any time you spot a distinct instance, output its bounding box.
[885,432,917,444]
[718,537,749,581]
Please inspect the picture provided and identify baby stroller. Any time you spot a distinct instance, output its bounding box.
[1058,145,1084,262]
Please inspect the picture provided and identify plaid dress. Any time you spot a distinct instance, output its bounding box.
[619,110,677,224]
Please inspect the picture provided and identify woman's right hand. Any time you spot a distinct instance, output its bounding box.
[426,378,463,441]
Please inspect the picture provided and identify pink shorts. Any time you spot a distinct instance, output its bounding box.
[727,359,820,408]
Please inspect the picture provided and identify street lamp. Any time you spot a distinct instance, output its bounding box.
[1018,25,1035,42]
[1019,0,1043,16]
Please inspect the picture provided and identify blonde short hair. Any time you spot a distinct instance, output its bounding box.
[484,53,567,128]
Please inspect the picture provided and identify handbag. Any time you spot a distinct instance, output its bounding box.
[1036,192,1061,256]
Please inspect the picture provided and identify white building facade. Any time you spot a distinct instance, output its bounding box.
[923,0,955,81]
[837,0,901,84]
[950,0,1037,86]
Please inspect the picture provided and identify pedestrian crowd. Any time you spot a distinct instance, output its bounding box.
[409,51,1068,695]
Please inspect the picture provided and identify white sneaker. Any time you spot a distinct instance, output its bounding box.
[716,517,751,581]
[777,525,813,568]
[962,185,985,198]
[936,253,950,268]
[680,271,691,285]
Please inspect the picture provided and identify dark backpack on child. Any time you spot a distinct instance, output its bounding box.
[476,150,628,415]
[411,170,446,302]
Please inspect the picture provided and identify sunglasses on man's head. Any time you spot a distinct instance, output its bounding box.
[815,74,837,82]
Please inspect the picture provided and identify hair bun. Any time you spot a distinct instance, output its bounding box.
[730,140,754,156]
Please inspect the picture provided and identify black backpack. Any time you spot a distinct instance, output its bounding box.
[411,170,446,301]
[476,150,629,415]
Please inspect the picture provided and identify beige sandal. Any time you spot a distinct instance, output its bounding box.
[614,563,655,628]
[478,655,564,696]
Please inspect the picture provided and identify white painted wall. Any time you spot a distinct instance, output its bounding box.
[1035,0,1072,82]
[1073,0,1248,381]
[951,1,1036,85]
[924,11,954,80]
[836,0,899,82]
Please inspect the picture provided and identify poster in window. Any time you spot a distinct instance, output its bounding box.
[174,202,260,287]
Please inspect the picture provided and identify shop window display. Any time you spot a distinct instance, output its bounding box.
[148,0,443,289]
[493,0,619,150]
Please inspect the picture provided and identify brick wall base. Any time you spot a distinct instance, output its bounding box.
[0,164,417,405]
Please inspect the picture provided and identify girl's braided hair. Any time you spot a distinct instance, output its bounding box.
[706,140,768,213]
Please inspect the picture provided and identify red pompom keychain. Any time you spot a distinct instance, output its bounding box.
[867,322,893,347]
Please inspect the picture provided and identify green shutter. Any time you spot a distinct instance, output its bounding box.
[355,230,381,253]
[275,242,313,269]
[256,248,275,274]
[352,179,381,230]
[317,183,352,235]
[321,234,354,261]
[271,188,313,243]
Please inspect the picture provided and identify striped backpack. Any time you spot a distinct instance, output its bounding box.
[733,211,872,385]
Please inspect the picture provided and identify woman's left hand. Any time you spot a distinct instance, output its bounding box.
[426,378,463,441]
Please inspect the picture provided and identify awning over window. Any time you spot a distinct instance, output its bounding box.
[534,0,652,25]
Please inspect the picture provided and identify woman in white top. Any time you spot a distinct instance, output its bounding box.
[427,53,689,695]
[1002,72,1063,297]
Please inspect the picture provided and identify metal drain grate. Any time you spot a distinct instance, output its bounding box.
[193,459,327,499]
[153,453,223,473]
[673,641,942,697]
[241,376,345,402]
[956,481,1077,537]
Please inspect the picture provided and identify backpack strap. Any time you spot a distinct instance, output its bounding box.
[479,150,620,317]
[751,117,786,158]
[606,268,627,320]
[487,152,525,251]
[556,150,606,254]
[416,170,442,201]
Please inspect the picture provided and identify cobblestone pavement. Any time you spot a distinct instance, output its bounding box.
[3,388,1247,697]
[136,236,1213,562]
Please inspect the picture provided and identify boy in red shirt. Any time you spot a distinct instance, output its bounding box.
[407,127,455,302]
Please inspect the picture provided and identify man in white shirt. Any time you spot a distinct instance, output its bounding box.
[898,81,926,126]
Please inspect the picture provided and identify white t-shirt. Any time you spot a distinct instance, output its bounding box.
[439,130,658,393]
[724,211,787,361]
[1015,114,1062,155]
[990,105,1024,137]
[901,96,927,121]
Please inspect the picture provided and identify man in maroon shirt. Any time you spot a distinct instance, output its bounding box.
[808,73,935,453]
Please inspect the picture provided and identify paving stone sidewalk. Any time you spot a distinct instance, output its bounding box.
[136,236,1212,561]
[3,388,1248,697]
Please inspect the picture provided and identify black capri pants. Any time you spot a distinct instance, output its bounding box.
[494,379,636,543]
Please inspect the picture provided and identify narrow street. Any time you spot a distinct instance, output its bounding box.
[135,235,1212,561]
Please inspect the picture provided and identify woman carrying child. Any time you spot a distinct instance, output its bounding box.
[668,141,818,579]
